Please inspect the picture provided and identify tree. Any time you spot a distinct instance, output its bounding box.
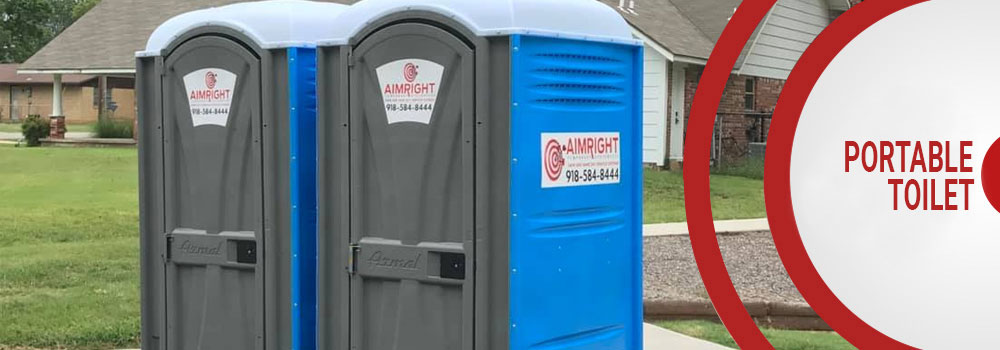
[0,0,55,63]
[0,0,100,64]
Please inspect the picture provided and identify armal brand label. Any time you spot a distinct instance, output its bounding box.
[375,59,444,125]
[366,250,422,271]
[176,240,224,256]
[541,132,622,188]
[183,68,237,127]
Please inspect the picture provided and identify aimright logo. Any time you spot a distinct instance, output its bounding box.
[403,62,418,82]
[544,139,565,181]
[205,71,217,89]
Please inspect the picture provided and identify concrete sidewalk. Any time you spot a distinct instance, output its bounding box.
[0,131,95,140]
[644,218,769,237]
[644,323,734,349]
[118,324,732,350]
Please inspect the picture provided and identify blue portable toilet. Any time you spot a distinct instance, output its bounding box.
[136,1,346,349]
[313,0,644,349]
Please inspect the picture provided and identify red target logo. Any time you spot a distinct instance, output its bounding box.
[544,139,565,181]
[205,71,217,89]
[403,63,418,82]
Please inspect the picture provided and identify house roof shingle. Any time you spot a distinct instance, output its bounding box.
[598,0,742,60]
[22,0,741,72]
[0,64,94,84]
[22,0,235,71]
[669,0,743,43]
[20,0,351,72]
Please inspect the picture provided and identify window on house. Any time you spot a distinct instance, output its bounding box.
[744,78,755,111]
[92,85,113,109]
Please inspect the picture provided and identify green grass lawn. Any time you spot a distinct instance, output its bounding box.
[0,145,765,348]
[0,123,22,133]
[658,320,855,350]
[0,123,95,133]
[643,169,765,223]
[0,145,139,349]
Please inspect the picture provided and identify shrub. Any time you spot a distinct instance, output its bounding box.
[93,118,133,139]
[20,115,50,147]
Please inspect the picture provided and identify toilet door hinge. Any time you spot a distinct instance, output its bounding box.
[347,244,360,275]
[165,236,174,261]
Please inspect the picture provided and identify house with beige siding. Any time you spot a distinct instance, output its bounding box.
[0,64,135,124]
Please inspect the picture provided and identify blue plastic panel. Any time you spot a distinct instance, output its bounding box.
[288,47,318,350]
[509,35,643,350]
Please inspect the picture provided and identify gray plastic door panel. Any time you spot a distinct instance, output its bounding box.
[161,35,263,350]
[348,23,475,350]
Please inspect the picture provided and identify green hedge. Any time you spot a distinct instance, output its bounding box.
[93,118,133,139]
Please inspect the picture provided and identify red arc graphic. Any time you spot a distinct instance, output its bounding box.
[686,0,925,348]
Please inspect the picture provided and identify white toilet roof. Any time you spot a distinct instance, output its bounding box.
[314,0,640,46]
[138,0,350,57]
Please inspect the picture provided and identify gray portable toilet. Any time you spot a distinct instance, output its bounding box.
[314,0,644,349]
[136,2,346,349]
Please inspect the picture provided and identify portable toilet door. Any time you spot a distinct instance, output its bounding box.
[315,0,643,349]
[320,16,475,349]
[141,25,266,350]
[136,2,346,350]
[337,20,475,350]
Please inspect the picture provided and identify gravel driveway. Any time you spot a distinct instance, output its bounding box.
[644,231,805,304]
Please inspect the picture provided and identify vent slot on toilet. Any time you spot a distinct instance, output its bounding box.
[527,52,628,110]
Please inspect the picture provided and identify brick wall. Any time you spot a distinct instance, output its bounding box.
[718,75,750,164]
[681,67,784,164]
[683,66,700,129]
[0,85,8,122]
[755,77,784,112]
[0,84,137,124]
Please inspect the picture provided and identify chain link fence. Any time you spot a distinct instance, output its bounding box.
[712,112,772,166]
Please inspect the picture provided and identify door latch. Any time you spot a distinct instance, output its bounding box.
[438,252,466,280]
[236,240,257,264]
